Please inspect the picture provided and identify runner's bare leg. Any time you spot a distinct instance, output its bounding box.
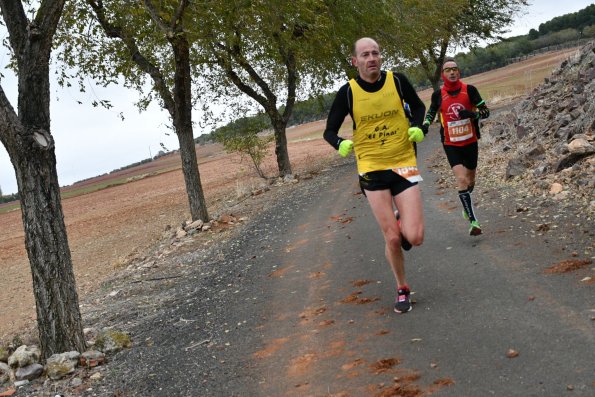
[452,164,475,190]
[365,186,423,288]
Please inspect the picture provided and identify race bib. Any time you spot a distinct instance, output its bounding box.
[446,118,473,142]
[392,166,423,183]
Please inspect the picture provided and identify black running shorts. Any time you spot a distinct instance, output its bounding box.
[443,142,478,170]
[359,170,417,197]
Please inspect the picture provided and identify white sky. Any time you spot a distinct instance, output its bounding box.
[1,0,594,195]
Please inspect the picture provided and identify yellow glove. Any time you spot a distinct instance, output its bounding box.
[407,127,424,143]
[338,139,354,157]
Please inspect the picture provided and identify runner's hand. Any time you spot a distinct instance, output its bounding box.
[338,139,354,157]
[458,109,477,119]
[407,127,424,143]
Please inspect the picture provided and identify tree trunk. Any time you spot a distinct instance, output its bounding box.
[171,38,209,222]
[270,114,292,176]
[14,142,87,359]
[0,0,86,359]
[85,0,210,222]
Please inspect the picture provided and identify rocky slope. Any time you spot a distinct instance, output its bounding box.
[480,41,595,212]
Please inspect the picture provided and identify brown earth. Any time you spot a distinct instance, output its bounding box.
[0,47,582,344]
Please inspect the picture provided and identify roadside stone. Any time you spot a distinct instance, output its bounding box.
[7,346,40,369]
[0,362,10,385]
[13,380,28,387]
[186,219,204,231]
[554,152,590,172]
[506,158,527,179]
[46,351,80,380]
[568,138,594,154]
[525,145,546,160]
[549,183,564,194]
[71,377,83,387]
[14,363,43,381]
[94,330,132,354]
[80,351,106,368]
[175,228,187,239]
[515,125,527,139]
[533,163,549,176]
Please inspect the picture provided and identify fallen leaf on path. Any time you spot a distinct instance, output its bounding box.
[433,378,455,386]
[544,259,592,274]
[506,349,519,358]
[371,358,400,373]
[352,279,373,287]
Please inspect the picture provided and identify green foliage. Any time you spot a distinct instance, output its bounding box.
[394,0,529,89]
[191,0,399,125]
[584,24,595,38]
[212,116,274,178]
[530,28,581,48]
[0,191,20,204]
[194,133,213,145]
[452,26,589,77]
[56,0,203,113]
[403,4,593,87]
[537,4,595,36]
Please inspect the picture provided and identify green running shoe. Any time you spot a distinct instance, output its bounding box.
[469,220,482,236]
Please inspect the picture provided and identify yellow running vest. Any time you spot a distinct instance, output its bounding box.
[349,71,418,177]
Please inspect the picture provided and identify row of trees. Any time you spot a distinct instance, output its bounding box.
[0,191,20,204]
[530,4,595,38]
[0,0,528,359]
[447,26,593,78]
[457,29,593,76]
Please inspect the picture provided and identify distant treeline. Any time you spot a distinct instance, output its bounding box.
[534,4,595,37]
[0,192,19,204]
[407,4,595,88]
[107,157,156,174]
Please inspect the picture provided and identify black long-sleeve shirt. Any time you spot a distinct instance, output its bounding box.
[323,71,426,150]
